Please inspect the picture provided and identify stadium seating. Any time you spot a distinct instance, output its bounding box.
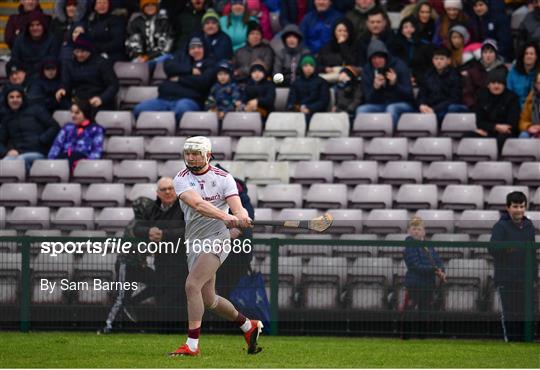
[178,111,219,136]
[145,136,185,159]
[40,183,82,207]
[326,209,363,234]
[444,259,490,312]
[72,160,113,183]
[364,209,409,234]
[31,253,74,304]
[305,184,348,209]
[264,112,306,137]
[486,186,529,210]
[29,160,70,183]
[334,161,378,184]
[274,88,289,111]
[158,160,186,178]
[455,210,500,234]
[364,138,408,161]
[127,183,157,203]
[221,112,262,137]
[118,86,158,109]
[320,137,364,160]
[258,184,303,208]
[409,137,453,161]
[83,184,126,207]
[290,161,333,184]
[431,233,470,259]
[95,111,134,135]
[52,110,72,127]
[0,183,38,206]
[51,207,95,230]
[113,160,158,183]
[302,257,348,308]
[114,61,150,86]
[307,112,349,137]
[515,162,540,186]
[394,184,438,209]
[259,256,303,308]
[468,162,513,185]
[352,113,393,137]
[234,137,276,161]
[151,62,166,85]
[501,138,540,161]
[0,253,21,304]
[532,189,540,211]
[214,160,245,180]
[277,138,321,161]
[396,113,437,137]
[244,161,289,184]
[379,161,422,184]
[7,207,50,230]
[94,207,134,232]
[349,184,392,209]
[423,162,468,185]
[134,111,176,136]
[441,185,484,210]
[74,253,117,304]
[105,136,145,159]
[334,234,379,258]
[347,257,394,309]
[0,160,25,182]
[415,210,455,233]
[440,113,476,137]
[208,136,232,160]
[455,138,498,161]
[275,209,320,234]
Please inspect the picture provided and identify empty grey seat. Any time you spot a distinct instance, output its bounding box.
[350,184,392,209]
[145,136,185,159]
[516,162,540,186]
[532,188,540,210]
[290,161,333,184]
[262,256,303,308]
[244,161,289,184]
[51,207,94,230]
[334,161,378,184]
[114,61,150,86]
[74,253,117,304]
[409,137,453,161]
[127,183,157,203]
[158,160,186,178]
[234,137,276,161]
[302,256,348,308]
[52,110,72,127]
[441,185,484,210]
[347,257,394,309]
[469,161,513,185]
[0,160,25,182]
[277,137,321,161]
[364,138,408,161]
[308,112,349,137]
[486,186,529,210]
[222,112,262,136]
[424,161,467,185]
[526,211,540,232]
[320,137,364,160]
[95,207,134,232]
[501,138,540,161]
[25,229,62,238]
[264,112,306,137]
[213,161,245,180]
[83,183,125,207]
[0,183,37,206]
[288,236,333,258]
[118,86,158,109]
[246,183,258,207]
[364,209,409,234]
[69,230,107,237]
[72,160,113,183]
[134,111,176,136]
[352,113,393,137]
[444,258,490,312]
[258,184,302,208]
[441,113,476,137]
[380,161,422,184]
[431,233,470,259]
[396,113,437,137]
[455,138,498,161]
[40,183,82,207]
[150,62,166,85]
[105,136,144,159]
[253,208,276,233]
[6,207,50,230]
[95,110,134,135]
[274,87,289,111]
[0,234,18,253]
[395,184,438,209]
[334,234,378,258]
[114,160,158,183]
[327,209,363,234]
[305,184,348,209]
[208,136,232,160]
[31,254,74,304]
[28,160,69,183]
[178,111,219,136]
[455,210,500,234]
[415,209,455,233]
[0,207,5,229]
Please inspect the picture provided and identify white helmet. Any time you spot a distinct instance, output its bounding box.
[183,136,212,172]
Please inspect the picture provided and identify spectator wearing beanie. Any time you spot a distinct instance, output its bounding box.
[300,0,342,54]
[317,18,359,84]
[126,0,173,68]
[471,68,520,151]
[11,10,61,80]
[234,20,274,81]
[194,8,233,62]
[134,36,216,121]
[519,70,540,138]
[447,23,481,68]
[173,0,209,51]
[333,66,363,119]
[5,0,52,49]
[48,97,104,171]
[240,60,275,118]
[433,0,471,48]
[273,24,310,87]
[461,38,507,109]
[220,0,258,52]
[85,0,126,63]
[0,85,60,172]
[507,42,540,108]
[28,58,62,113]
[56,34,119,110]
[51,0,88,45]
[356,39,415,128]
[0,61,30,118]
[417,47,468,124]
[59,23,86,65]
[468,0,512,62]
[205,61,241,120]
[286,54,330,120]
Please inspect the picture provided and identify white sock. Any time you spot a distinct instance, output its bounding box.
[240,319,252,333]
[186,337,199,351]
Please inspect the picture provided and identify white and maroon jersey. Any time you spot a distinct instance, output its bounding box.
[173,165,239,242]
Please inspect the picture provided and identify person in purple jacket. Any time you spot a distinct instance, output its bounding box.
[48,97,104,171]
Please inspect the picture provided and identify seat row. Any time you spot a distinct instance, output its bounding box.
[2,183,539,212]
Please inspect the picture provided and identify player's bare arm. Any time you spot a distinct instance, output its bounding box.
[226,195,252,229]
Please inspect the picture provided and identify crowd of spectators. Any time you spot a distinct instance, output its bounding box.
[2,0,540,169]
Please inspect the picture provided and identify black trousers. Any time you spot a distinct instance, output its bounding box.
[498,282,526,342]
[401,286,438,339]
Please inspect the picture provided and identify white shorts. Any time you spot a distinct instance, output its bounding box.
[186,230,231,271]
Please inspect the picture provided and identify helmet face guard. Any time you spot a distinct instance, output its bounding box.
[183,136,212,172]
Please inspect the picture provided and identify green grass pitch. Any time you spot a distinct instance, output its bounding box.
[0,331,538,368]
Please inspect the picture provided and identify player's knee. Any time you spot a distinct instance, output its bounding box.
[204,295,219,310]
[185,279,202,297]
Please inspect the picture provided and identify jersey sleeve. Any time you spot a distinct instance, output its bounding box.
[223,173,239,198]
[173,173,193,197]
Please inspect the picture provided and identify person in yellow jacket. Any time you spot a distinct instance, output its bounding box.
[519,70,540,138]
